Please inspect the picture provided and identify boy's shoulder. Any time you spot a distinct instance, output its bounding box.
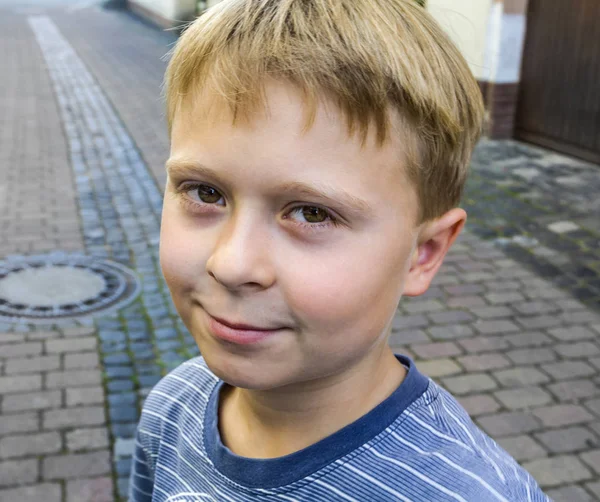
[140,356,219,425]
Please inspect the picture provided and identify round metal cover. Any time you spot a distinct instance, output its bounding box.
[0,253,140,324]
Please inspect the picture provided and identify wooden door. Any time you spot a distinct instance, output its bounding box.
[515,0,600,164]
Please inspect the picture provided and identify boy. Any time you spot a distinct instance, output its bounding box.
[130,0,550,500]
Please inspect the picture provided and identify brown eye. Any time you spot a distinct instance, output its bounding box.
[302,206,329,223]
[196,185,222,204]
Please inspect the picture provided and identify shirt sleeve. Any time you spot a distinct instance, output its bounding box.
[128,428,155,502]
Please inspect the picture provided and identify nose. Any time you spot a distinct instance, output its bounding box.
[205,210,275,292]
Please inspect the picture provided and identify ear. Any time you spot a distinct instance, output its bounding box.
[403,208,466,297]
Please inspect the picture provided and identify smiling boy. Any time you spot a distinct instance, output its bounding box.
[129,1,550,500]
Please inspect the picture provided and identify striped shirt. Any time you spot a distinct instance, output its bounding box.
[129,355,550,501]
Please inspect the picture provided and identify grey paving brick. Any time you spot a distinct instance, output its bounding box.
[0,458,38,487]
[457,353,511,372]
[458,394,501,417]
[43,451,111,481]
[548,380,600,402]
[46,370,102,389]
[0,334,24,344]
[515,315,562,330]
[504,331,552,348]
[541,361,596,381]
[586,399,600,417]
[0,412,39,436]
[468,306,513,319]
[580,449,600,475]
[0,483,62,502]
[458,336,509,354]
[0,342,43,358]
[522,456,592,487]
[494,386,553,410]
[411,342,462,359]
[587,481,600,499]
[560,311,600,325]
[441,373,497,395]
[61,327,96,338]
[402,299,446,314]
[43,406,106,430]
[428,310,474,325]
[505,347,557,365]
[0,374,41,394]
[65,387,105,407]
[2,390,62,412]
[0,432,62,459]
[5,355,61,374]
[546,485,595,502]
[446,296,486,308]
[591,357,600,371]
[555,342,600,359]
[485,291,525,304]
[474,319,520,335]
[548,326,597,342]
[514,301,560,316]
[535,427,599,454]
[45,337,97,354]
[66,428,110,452]
[415,358,461,378]
[66,477,114,502]
[477,411,541,437]
[428,325,474,340]
[391,314,429,330]
[389,329,430,345]
[64,352,100,370]
[497,435,547,462]
[532,405,595,427]
[493,367,550,387]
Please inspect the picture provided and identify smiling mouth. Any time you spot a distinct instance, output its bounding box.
[204,311,288,345]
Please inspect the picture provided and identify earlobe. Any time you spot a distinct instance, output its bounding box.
[403,208,466,297]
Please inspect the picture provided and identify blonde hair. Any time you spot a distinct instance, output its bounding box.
[165,0,484,222]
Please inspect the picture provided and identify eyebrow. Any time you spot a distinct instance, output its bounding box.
[166,159,374,216]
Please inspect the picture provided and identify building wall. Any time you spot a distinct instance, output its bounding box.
[127,0,197,28]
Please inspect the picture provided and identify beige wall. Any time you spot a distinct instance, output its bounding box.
[427,0,493,81]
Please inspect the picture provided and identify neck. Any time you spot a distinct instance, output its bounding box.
[218,346,406,459]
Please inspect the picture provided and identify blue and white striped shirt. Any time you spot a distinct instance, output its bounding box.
[129,355,550,501]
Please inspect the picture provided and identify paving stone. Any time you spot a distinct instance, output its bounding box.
[66,428,110,452]
[45,337,97,354]
[458,394,501,416]
[541,361,596,381]
[61,327,96,338]
[586,399,600,417]
[503,331,552,348]
[446,296,486,308]
[113,437,135,459]
[0,458,38,487]
[548,326,597,342]
[522,455,592,487]
[457,353,511,372]
[0,342,43,358]
[468,306,513,319]
[548,380,600,401]
[505,348,557,365]
[590,357,600,371]
[555,342,600,359]
[64,352,100,369]
[494,386,553,410]
[560,311,600,325]
[403,299,445,314]
[43,406,106,430]
[493,367,550,387]
[457,336,509,354]
[0,412,39,436]
[389,329,430,345]
[535,426,599,453]
[0,432,62,459]
[586,481,600,499]
[580,449,600,475]
[0,374,41,394]
[43,451,111,480]
[548,221,580,234]
[532,405,595,427]
[0,334,24,344]
[428,325,474,340]
[477,411,541,437]
[514,301,560,316]
[415,358,461,378]
[497,435,547,462]
[474,319,520,335]
[515,316,562,330]
[428,310,474,325]
[66,477,114,502]
[0,483,62,502]
[46,370,102,389]
[411,342,462,359]
[441,373,497,395]
[546,485,595,502]
[66,387,105,407]
[5,355,61,374]
[2,390,62,412]
[485,291,525,304]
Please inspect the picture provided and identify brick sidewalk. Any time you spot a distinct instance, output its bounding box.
[0,2,599,502]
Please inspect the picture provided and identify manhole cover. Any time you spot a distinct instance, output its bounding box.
[0,253,140,324]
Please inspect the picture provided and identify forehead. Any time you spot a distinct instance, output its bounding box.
[170,82,418,214]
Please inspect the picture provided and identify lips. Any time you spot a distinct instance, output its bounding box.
[205,312,287,345]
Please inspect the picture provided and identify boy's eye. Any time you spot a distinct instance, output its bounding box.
[288,205,334,224]
[191,184,224,205]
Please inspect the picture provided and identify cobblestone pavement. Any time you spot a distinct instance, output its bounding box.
[0,2,599,502]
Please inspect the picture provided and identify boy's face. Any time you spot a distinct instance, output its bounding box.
[161,82,454,390]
